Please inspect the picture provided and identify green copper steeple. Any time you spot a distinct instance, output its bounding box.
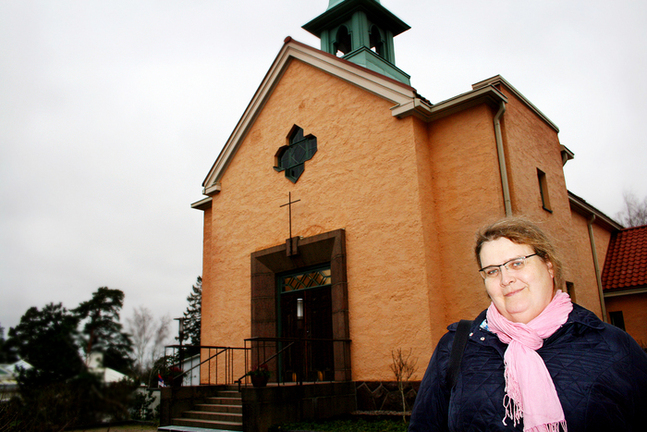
[303,0,411,84]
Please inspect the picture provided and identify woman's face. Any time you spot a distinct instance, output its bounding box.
[479,237,555,324]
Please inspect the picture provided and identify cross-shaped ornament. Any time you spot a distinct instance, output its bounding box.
[280,192,301,256]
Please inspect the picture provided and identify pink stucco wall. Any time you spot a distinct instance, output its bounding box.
[202,59,434,381]
[199,61,614,383]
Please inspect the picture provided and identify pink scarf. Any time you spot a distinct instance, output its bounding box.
[486,290,572,432]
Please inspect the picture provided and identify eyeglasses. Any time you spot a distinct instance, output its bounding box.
[478,254,538,279]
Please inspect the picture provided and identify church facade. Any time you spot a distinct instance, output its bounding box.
[191,0,624,390]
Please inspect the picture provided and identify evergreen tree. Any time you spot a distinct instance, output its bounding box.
[4,289,136,430]
[0,323,18,363]
[73,287,134,374]
[0,323,7,363]
[7,303,84,382]
[182,276,202,347]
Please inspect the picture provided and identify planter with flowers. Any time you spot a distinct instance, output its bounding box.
[247,364,270,387]
[160,366,183,388]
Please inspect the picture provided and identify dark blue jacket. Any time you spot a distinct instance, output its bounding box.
[409,304,647,431]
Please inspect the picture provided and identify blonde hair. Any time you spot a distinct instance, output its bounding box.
[475,217,564,290]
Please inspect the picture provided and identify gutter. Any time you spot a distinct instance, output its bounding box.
[494,100,512,216]
[588,215,608,322]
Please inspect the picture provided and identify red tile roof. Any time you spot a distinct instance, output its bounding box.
[602,224,647,291]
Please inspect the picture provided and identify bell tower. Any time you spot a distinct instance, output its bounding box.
[303,0,411,84]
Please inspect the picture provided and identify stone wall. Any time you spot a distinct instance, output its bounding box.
[355,381,420,412]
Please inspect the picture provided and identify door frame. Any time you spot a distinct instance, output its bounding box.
[250,229,350,381]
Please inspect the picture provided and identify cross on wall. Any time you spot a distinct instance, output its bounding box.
[280,192,301,256]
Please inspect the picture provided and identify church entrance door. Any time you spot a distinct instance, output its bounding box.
[279,266,334,382]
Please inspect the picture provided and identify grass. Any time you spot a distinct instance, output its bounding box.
[67,423,157,431]
[66,416,409,432]
[275,417,409,432]
[68,419,408,432]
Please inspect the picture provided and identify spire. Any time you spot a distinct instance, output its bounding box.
[303,0,411,84]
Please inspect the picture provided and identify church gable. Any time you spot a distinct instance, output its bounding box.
[210,56,411,196]
[198,38,419,198]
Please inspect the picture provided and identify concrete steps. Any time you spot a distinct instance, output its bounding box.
[161,389,243,431]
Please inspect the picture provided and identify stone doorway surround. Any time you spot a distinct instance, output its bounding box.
[251,229,351,382]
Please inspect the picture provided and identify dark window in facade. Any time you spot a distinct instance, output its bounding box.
[537,168,552,212]
[274,126,317,183]
[565,281,576,303]
[609,311,626,331]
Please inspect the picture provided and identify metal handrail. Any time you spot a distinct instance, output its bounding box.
[164,344,248,386]
[165,337,351,387]
[243,336,352,386]
[170,346,227,380]
[234,341,296,389]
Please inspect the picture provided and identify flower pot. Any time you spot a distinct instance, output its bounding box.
[251,374,269,387]
[172,376,183,388]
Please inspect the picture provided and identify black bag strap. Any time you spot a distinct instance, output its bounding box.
[447,319,473,389]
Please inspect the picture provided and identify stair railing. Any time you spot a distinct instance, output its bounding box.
[164,345,248,386]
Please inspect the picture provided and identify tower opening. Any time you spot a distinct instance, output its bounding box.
[369,25,384,57]
[334,26,352,57]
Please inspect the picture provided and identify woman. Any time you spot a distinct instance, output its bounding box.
[409,217,647,432]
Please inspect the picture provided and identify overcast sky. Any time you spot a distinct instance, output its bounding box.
[1,0,646,333]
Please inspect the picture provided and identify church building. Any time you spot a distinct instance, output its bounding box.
[180,0,633,429]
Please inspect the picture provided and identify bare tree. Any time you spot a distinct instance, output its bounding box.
[127,306,154,374]
[616,191,647,227]
[390,348,418,422]
[126,306,170,375]
[150,314,170,364]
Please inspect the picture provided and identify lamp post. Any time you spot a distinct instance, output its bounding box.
[175,317,186,384]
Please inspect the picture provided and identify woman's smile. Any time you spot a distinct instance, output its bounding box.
[505,287,525,297]
[479,237,555,323]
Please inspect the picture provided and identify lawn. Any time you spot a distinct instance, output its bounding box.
[68,417,409,432]
[68,424,157,432]
[276,418,409,432]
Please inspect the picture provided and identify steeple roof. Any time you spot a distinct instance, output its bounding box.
[304,0,410,37]
[303,0,411,84]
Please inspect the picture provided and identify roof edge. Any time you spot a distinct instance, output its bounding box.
[472,75,559,133]
[568,190,623,230]
[191,196,213,211]
[604,286,647,298]
[392,84,507,121]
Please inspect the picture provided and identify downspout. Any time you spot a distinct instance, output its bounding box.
[494,101,512,216]
[588,215,608,322]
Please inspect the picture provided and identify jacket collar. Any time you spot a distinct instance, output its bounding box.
[567,303,605,330]
[454,302,605,333]
[456,302,605,354]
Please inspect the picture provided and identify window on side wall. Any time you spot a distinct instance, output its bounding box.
[537,168,552,213]
[565,281,576,303]
[609,311,626,331]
